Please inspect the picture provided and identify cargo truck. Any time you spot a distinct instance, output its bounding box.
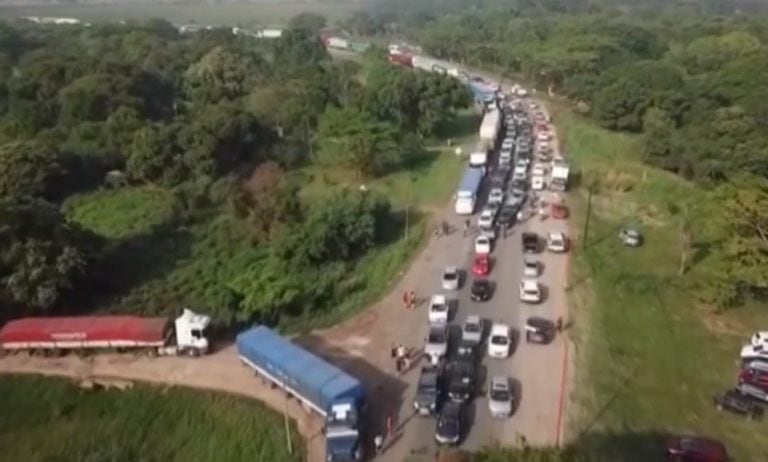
[454,167,484,215]
[551,159,570,192]
[0,308,211,356]
[479,109,501,150]
[237,326,365,462]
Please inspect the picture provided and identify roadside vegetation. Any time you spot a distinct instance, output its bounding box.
[0,18,471,326]
[0,375,303,462]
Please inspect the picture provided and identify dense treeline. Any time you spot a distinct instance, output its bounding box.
[0,18,469,321]
[389,4,768,308]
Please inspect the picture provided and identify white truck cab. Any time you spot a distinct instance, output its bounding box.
[172,308,211,356]
[750,331,768,347]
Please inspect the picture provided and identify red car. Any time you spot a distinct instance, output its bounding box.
[666,436,728,462]
[739,362,768,390]
[472,254,490,276]
[551,203,569,219]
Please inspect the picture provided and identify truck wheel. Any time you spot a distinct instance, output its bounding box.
[186,348,200,358]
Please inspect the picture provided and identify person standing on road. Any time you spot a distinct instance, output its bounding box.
[374,434,384,455]
[408,290,416,309]
[402,291,409,310]
[463,219,470,237]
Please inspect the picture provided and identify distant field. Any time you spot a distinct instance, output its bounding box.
[550,101,768,461]
[0,375,303,462]
[0,1,374,26]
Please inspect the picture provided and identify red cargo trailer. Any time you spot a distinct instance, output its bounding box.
[0,309,211,356]
[388,53,413,67]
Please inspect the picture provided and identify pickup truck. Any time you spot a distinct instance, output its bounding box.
[522,232,539,253]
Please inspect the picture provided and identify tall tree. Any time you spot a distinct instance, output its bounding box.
[0,197,98,310]
[315,106,400,177]
[0,140,62,199]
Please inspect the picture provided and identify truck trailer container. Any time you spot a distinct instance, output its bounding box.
[455,167,484,215]
[0,309,211,356]
[479,109,501,150]
[236,326,364,462]
[550,159,570,192]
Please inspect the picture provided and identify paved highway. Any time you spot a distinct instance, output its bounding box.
[379,101,571,461]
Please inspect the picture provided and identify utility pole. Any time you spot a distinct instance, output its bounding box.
[283,390,293,455]
[582,186,594,248]
[405,174,414,240]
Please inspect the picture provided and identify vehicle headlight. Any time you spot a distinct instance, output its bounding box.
[413,401,419,410]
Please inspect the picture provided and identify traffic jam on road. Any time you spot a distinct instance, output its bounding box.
[408,84,572,448]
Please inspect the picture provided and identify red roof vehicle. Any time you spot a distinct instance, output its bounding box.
[472,254,490,276]
[0,316,170,348]
[666,436,728,462]
[551,203,569,219]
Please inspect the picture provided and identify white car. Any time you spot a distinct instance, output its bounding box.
[488,376,513,419]
[478,208,496,228]
[536,132,551,142]
[425,324,449,365]
[499,150,512,165]
[547,232,568,253]
[428,294,449,324]
[488,188,505,206]
[442,266,460,291]
[519,279,542,303]
[532,164,547,177]
[531,175,545,190]
[537,142,551,153]
[461,315,483,344]
[512,169,527,182]
[487,323,511,359]
[501,138,514,150]
[475,235,491,254]
[523,259,540,278]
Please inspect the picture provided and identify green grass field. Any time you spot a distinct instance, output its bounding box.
[0,1,372,27]
[0,375,302,462]
[64,186,177,240]
[548,101,768,461]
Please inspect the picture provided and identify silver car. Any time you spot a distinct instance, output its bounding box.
[442,266,460,291]
[425,324,449,365]
[523,259,540,278]
[461,315,483,344]
[488,376,513,418]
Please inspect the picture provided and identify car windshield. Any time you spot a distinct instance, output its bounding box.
[491,335,508,345]
[525,261,536,268]
[464,323,480,333]
[490,388,510,401]
[428,331,446,343]
[524,288,538,295]
[432,302,447,312]
[444,271,457,280]
[472,282,488,293]
[437,416,459,435]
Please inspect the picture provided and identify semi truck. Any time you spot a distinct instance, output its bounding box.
[551,158,570,192]
[469,141,488,169]
[479,109,501,150]
[236,326,365,462]
[454,167,484,215]
[0,308,211,356]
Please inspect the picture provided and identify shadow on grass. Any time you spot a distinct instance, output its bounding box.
[434,111,480,140]
[477,430,670,462]
[75,222,194,314]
